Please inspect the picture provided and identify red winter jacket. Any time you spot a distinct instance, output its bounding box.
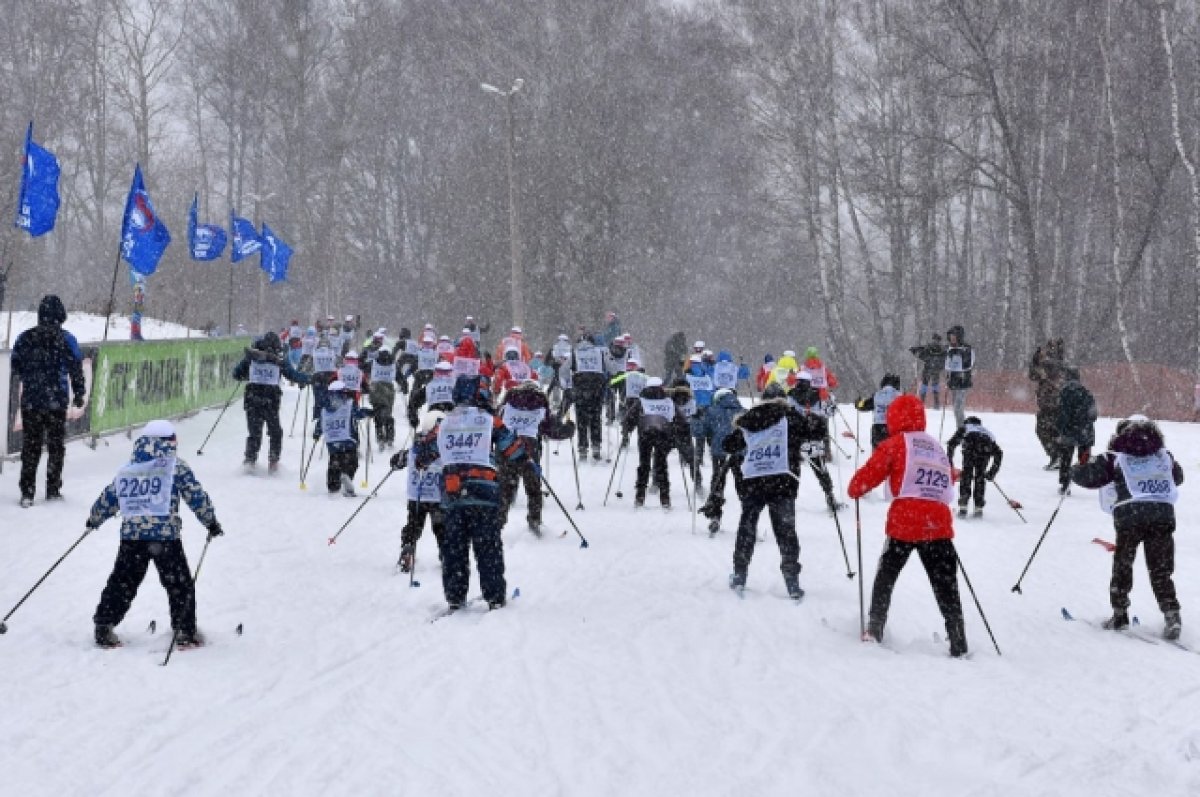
[846,394,954,543]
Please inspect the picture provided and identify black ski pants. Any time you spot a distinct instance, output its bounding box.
[93,540,196,634]
[498,458,543,525]
[245,392,283,463]
[868,537,963,636]
[575,398,603,454]
[19,408,66,499]
[326,448,359,491]
[441,502,506,606]
[958,452,989,509]
[1058,445,1090,490]
[401,500,445,549]
[634,433,671,503]
[732,494,800,579]
[1111,517,1179,613]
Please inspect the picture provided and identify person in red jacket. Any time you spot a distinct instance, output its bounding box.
[801,346,838,403]
[846,393,968,657]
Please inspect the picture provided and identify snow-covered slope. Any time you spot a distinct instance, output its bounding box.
[1,311,200,347]
[1,397,1198,796]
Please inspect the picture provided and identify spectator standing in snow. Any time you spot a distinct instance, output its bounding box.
[944,325,975,429]
[1056,367,1096,496]
[909,333,946,409]
[1070,415,1183,639]
[12,294,86,507]
[1028,338,1066,470]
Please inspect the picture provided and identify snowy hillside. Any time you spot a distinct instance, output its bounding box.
[1,395,1198,796]
[0,311,201,347]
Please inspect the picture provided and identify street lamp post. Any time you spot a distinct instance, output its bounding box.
[481,78,525,328]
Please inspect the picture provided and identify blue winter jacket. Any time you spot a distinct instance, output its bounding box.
[685,361,715,410]
[86,435,218,541]
[314,393,372,453]
[695,389,744,455]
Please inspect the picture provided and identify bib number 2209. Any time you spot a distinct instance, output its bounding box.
[117,476,163,498]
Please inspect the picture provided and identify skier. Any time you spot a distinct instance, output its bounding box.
[697,387,745,533]
[621,376,687,509]
[492,345,534,397]
[786,379,846,514]
[847,394,968,657]
[390,411,446,574]
[232,333,310,472]
[338,351,364,398]
[710,350,748,398]
[854,373,903,451]
[945,325,975,429]
[800,346,838,407]
[411,375,527,611]
[1070,415,1184,638]
[286,319,304,369]
[11,294,86,506]
[313,380,372,497]
[604,334,631,425]
[685,353,716,488]
[496,378,575,534]
[766,350,800,388]
[299,325,318,373]
[721,382,807,599]
[909,333,946,408]
[1056,367,1097,496]
[755,354,775,394]
[571,335,608,461]
[946,416,1003,518]
[367,344,399,450]
[407,360,457,429]
[88,420,223,649]
[1028,338,1066,470]
[309,331,340,422]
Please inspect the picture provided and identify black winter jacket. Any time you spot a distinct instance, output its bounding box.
[1072,421,1182,530]
[11,295,86,412]
[723,400,807,501]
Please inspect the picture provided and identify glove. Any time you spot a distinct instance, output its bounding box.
[206,522,224,541]
[72,394,85,408]
[312,428,321,441]
[390,450,409,470]
[621,434,630,449]
[85,521,98,532]
[985,471,997,482]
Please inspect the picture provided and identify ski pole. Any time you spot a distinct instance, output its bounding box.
[854,409,861,470]
[787,468,854,579]
[614,439,630,499]
[288,386,303,437]
[301,434,321,490]
[855,499,865,639]
[990,480,1027,523]
[603,444,623,506]
[569,429,584,511]
[677,452,694,514]
[298,387,310,478]
[956,548,1001,656]
[196,382,244,455]
[938,400,948,442]
[1011,491,1068,594]
[162,534,214,667]
[833,405,864,454]
[541,474,589,548]
[0,527,95,634]
[361,420,372,488]
[328,466,400,545]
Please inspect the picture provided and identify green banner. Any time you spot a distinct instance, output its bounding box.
[90,338,248,434]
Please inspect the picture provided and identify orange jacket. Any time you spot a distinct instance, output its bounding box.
[847,394,954,543]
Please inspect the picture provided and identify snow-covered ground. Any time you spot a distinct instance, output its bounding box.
[0,311,200,347]
[1,396,1198,796]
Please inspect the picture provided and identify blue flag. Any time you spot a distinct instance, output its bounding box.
[188,194,227,261]
[260,223,292,283]
[120,165,171,276]
[14,122,61,237]
[230,210,263,262]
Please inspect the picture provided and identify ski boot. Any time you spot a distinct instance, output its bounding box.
[175,629,205,649]
[340,474,357,497]
[783,573,804,601]
[1102,610,1130,631]
[94,625,121,649]
[708,518,721,535]
[268,459,280,475]
[728,570,747,592]
[947,619,968,658]
[528,519,543,537]
[972,507,983,518]
[243,458,256,473]
[398,544,414,573]
[19,495,34,509]
[1164,610,1182,641]
[957,505,968,518]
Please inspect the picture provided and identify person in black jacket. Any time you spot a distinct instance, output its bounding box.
[1071,415,1183,638]
[571,336,608,461]
[1056,367,1096,495]
[946,416,1003,518]
[945,325,974,429]
[621,377,688,509]
[232,333,310,472]
[909,334,946,409]
[788,379,846,513]
[721,383,806,599]
[11,295,86,506]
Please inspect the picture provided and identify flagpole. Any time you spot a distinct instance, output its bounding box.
[227,256,234,336]
[2,240,14,349]
[102,242,123,343]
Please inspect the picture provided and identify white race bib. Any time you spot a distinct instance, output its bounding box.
[371,362,396,383]
[452,357,480,378]
[741,418,789,479]
[505,361,532,382]
[301,335,317,356]
[338,365,363,392]
[417,349,439,371]
[625,371,648,399]
[946,352,964,372]
[806,366,828,389]
[248,361,281,386]
[438,408,493,467]
[321,401,354,443]
[639,397,675,421]
[1115,452,1178,506]
[115,458,175,518]
[686,374,714,393]
[713,361,738,389]
[406,447,443,502]
[426,378,455,406]
[574,347,604,374]
[897,432,954,504]
[502,405,546,439]
[313,347,337,373]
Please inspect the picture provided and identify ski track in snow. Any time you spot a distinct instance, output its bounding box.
[2,391,1200,795]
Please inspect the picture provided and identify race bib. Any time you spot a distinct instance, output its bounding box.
[502,405,546,439]
[806,366,828,389]
[322,401,354,443]
[686,374,714,393]
[639,397,675,421]
[248,361,281,386]
[506,362,532,382]
[313,347,337,373]
[625,371,648,399]
[301,335,317,356]
[946,352,964,372]
[742,418,789,479]
[574,347,604,373]
[897,432,954,504]
[452,357,480,377]
[406,447,443,502]
[339,365,363,392]
[115,458,175,518]
[1116,452,1178,505]
[426,378,455,406]
[872,386,899,425]
[417,349,439,371]
[713,361,738,389]
[438,408,493,467]
[371,362,397,383]
[772,366,791,384]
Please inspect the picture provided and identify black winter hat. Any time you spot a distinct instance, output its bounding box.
[258,333,282,352]
[37,295,66,326]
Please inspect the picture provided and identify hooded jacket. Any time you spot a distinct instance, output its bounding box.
[1072,419,1183,529]
[847,394,954,543]
[232,334,310,406]
[86,433,218,541]
[724,399,807,501]
[11,295,86,412]
[945,325,974,389]
[621,383,688,441]
[1057,374,1096,447]
[696,389,744,457]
